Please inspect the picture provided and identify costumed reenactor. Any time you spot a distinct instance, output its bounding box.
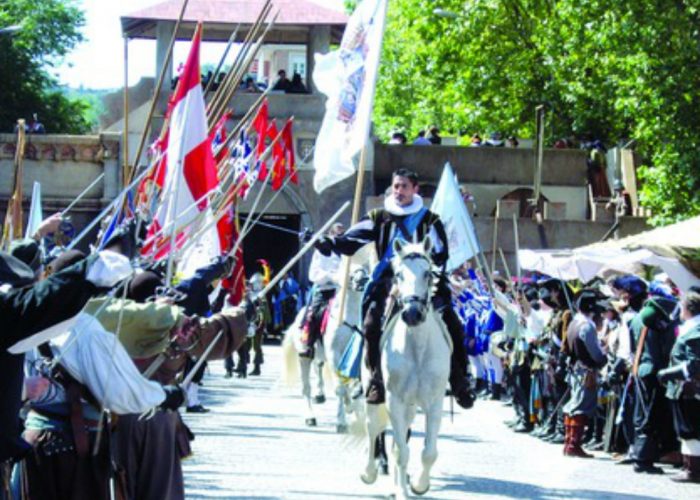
[276,272,302,330]
[530,278,572,442]
[608,275,649,460]
[300,222,345,358]
[87,273,247,500]
[628,289,679,473]
[562,290,608,458]
[175,256,234,413]
[237,268,271,377]
[657,287,700,483]
[314,168,475,408]
[1,246,132,500]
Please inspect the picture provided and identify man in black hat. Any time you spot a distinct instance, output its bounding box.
[562,290,607,458]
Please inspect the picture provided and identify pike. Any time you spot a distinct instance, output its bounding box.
[68,166,152,251]
[256,201,351,300]
[182,330,225,387]
[61,172,106,217]
[209,10,278,127]
[206,1,269,117]
[203,24,240,99]
[174,118,291,259]
[208,1,273,124]
[127,0,192,186]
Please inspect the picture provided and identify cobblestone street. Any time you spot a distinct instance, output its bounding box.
[183,345,697,499]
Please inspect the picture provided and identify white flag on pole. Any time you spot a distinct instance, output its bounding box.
[312,0,388,193]
[25,181,43,239]
[431,163,481,271]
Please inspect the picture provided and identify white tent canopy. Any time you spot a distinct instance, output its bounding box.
[518,248,699,292]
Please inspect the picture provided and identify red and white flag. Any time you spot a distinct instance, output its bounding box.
[146,23,229,276]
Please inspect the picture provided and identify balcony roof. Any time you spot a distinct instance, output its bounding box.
[121,0,347,44]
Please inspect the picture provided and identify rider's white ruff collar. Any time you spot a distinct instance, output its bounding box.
[384,194,424,216]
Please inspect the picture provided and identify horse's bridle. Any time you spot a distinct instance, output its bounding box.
[394,252,433,312]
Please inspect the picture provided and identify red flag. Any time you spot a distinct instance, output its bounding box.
[223,214,246,305]
[268,120,286,191]
[252,98,269,157]
[281,119,297,184]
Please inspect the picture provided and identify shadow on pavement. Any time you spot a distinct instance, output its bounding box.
[438,475,663,500]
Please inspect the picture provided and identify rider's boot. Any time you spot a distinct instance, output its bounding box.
[364,300,386,405]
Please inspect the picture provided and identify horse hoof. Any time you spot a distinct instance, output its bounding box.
[305,418,317,427]
[336,424,348,434]
[360,471,377,485]
[313,394,326,404]
[410,482,430,496]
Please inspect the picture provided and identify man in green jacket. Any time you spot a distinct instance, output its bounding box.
[658,287,700,483]
[628,293,679,474]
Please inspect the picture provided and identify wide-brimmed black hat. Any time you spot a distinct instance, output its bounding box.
[0,250,35,287]
[9,238,41,272]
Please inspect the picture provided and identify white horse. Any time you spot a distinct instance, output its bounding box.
[322,260,370,433]
[282,307,327,427]
[361,238,452,499]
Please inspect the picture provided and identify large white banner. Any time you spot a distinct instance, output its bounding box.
[312,0,388,193]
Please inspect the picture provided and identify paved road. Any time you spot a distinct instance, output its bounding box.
[183,344,697,499]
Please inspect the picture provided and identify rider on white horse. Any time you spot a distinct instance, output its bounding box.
[314,168,476,409]
[300,222,345,359]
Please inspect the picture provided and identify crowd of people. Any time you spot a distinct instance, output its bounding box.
[0,212,289,499]
[450,267,699,483]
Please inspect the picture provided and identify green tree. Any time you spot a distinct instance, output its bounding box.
[371,0,700,223]
[0,0,91,133]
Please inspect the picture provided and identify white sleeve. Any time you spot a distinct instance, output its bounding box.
[52,314,165,414]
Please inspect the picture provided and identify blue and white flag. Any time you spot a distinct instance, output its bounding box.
[312,0,388,193]
[431,163,481,271]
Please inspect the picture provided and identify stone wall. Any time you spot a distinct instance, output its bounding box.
[0,132,122,251]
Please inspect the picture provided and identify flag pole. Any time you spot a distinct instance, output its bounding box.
[336,145,368,324]
[513,213,522,287]
[497,247,513,284]
[490,203,500,275]
[256,201,351,300]
[122,35,131,185]
[203,24,240,99]
[2,119,26,250]
[128,0,191,184]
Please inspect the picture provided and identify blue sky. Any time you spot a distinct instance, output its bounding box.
[55,0,345,89]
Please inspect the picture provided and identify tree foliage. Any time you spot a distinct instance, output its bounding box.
[369,0,700,224]
[0,0,91,133]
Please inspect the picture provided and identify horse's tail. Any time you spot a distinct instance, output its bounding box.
[281,328,300,387]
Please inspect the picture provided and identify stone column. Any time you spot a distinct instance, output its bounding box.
[306,26,330,94]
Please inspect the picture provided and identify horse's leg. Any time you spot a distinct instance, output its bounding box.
[376,431,389,476]
[299,357,316,427]
[335,383,348,433]
[361,404,383,484]
[387,398,411,500]
[314,359,325,403]
[410,400,442,496]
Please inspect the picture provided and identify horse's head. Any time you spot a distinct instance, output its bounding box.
[349,266,370,292]
[391,238,436,326]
